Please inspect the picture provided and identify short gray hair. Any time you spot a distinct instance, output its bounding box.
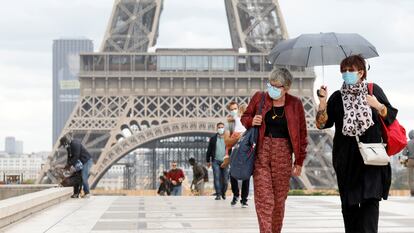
[268,68,293,88]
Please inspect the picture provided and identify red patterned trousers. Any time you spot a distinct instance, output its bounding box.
[254,137,292,233]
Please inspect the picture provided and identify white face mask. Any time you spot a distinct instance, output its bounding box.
[230,110,238,117]
[218,128,225,135]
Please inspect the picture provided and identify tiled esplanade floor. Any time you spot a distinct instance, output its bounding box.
[4,196,414,233]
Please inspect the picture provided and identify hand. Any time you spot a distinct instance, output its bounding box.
[292,165,302,177]
[227,115,235,122]
[252,115,263,126]
[207,162,211,168]
[317,86,328,106]
[366,95,383,110]
[172,180,177,185]
[178,178,183,182]
[221,155,230,168]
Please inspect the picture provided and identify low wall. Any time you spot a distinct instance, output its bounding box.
[0,187,72,229]
[0,184,59,200]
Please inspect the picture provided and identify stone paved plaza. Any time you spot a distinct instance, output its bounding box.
[3,195,414,233]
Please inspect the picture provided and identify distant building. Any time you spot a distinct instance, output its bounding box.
[53,38,94,146]
[32,151,51,161]
[15,140,23,154]
[0,154,44,184]
[96,165,125,190]
[5,137,16,155]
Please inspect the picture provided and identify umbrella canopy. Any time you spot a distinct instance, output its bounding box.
[268,32,379,67]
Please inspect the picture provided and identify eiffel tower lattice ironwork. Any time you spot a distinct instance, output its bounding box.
[37,0,336,189]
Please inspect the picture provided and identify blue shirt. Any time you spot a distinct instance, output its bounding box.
[215,136,225,161]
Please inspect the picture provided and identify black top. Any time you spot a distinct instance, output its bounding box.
[264,106,289,138]
[321,83,397,205]
[66,139,92,166]
[206,134,220,163]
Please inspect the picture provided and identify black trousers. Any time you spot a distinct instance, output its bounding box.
[341,199,379,233]
[230,175,250,202]
[74,183,82,195]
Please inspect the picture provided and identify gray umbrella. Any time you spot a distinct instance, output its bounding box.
[268,32,379,67]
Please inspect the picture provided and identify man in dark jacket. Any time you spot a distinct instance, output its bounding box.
[189,158,205,195]
[59,136,93,198]
[206,122,229,200]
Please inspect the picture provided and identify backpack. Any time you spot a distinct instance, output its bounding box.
[230,92,265,180]
[202,166,209,182]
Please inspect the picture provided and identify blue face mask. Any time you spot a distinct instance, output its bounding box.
[342,72,359,85]
[230,110,238,118]
[267,83,282,100]
[218,128,225,135]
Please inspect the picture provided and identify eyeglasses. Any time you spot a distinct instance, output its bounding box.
[267,82,284,89]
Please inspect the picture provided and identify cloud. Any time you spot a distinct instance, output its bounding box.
[279,0,414,53]
[0,0,112,51]
[157,0,231,48]
[0,86,52,153]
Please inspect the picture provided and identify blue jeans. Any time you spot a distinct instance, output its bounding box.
[82,159,93,194]
[212,159,229,196]
[171,185,182,196]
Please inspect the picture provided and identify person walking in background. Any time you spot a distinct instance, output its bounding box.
[223,101,250,208]
[206,122,229,200]
[167,161,185,196]
[59,135,93,198]
[241,68,307,233]
[189,158,205,196]
[403,130,414,196]
[157,175,171,196]
[316,55,398,233]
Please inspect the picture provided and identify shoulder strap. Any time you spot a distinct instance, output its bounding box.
[257,92,266,115]
[368,83,374,96]
[368,82,386,126]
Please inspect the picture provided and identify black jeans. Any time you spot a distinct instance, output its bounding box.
[73,183,82,195]
[341,199,379,233]
[230,175,250,202]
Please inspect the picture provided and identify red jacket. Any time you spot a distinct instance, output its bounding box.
[241,91,308,166]
[167,169,185,185]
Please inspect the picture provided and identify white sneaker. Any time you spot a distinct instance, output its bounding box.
[82,194,91,199]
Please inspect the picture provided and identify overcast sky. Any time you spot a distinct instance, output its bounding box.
[0,0,413,153]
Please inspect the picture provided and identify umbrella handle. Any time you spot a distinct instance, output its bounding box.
[322,64,325,84]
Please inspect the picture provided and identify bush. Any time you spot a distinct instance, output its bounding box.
[288,189,305,195]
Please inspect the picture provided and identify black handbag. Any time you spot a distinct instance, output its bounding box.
[230,93,265,180]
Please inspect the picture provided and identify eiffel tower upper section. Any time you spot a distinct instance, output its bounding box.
[101,0,163,52]
[101,0,288,53]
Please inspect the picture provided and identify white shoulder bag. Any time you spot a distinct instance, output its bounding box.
[356,136,390,166]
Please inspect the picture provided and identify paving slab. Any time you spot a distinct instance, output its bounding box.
[3,196,414,233]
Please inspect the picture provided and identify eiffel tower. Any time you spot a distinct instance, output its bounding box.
[38,0,336,189]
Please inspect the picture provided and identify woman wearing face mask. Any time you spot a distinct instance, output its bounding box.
[241,68,308,233]
[316,55,397,233]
